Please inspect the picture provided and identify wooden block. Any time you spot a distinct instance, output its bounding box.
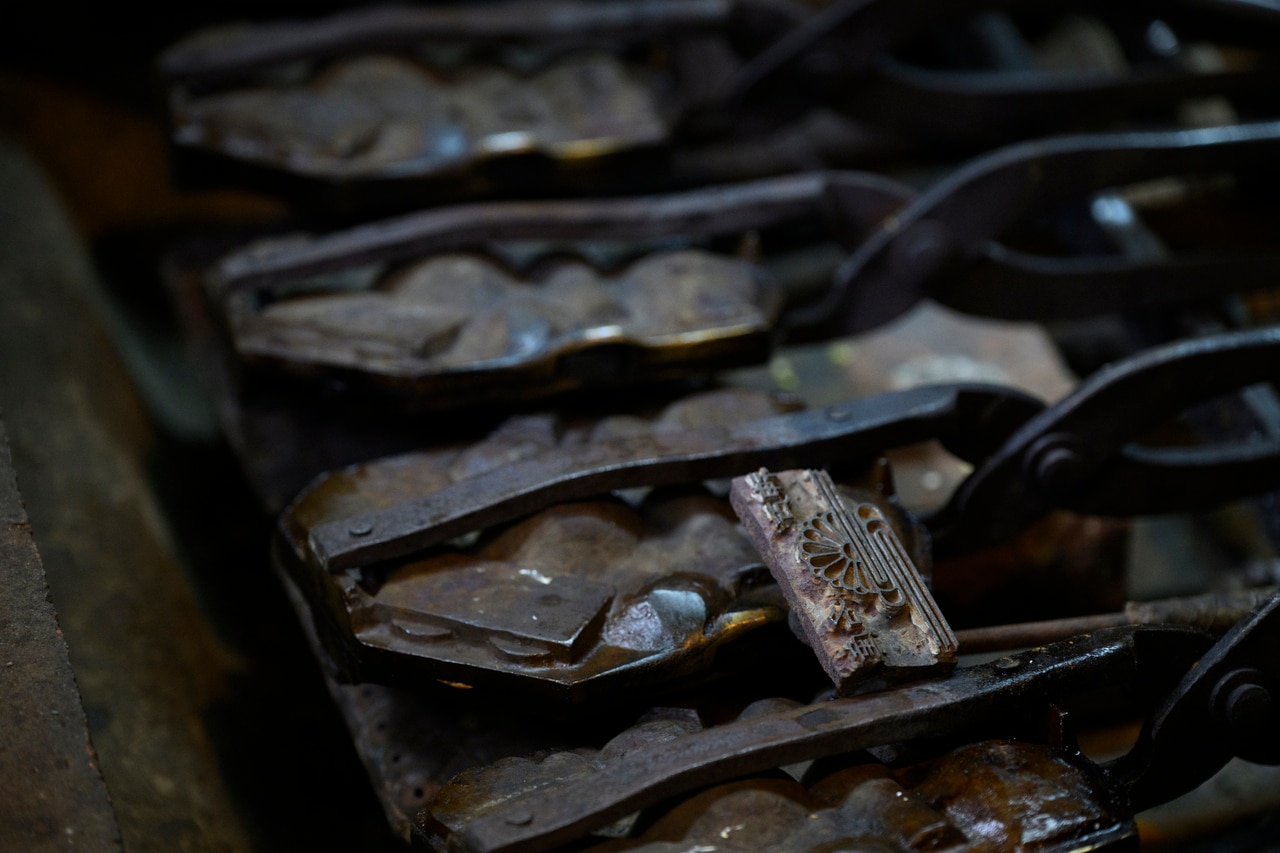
[730,467,957,692]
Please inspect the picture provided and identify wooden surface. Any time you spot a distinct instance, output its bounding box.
[0,417,121,851]
[0,134,394,852]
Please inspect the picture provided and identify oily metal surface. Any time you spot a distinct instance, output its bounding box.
[199,171,908,411]
[0,418,122,851]
[435,739,1134,853]
[280,389,931,702]
[278,568,611,842]
[428,627,1150,853]
[173,52,667,180]
[304,382,1040,573]
[305,605,1235,850]
[272,304,1133,843]
[160,0,733,84]
[299,323,1280,573]
[207,171,909,293]
[157,0,809,203]
[164,171,905,509]
[227,248,781,400]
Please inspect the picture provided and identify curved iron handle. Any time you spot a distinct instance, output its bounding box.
[308,384,1040,571]
[787,121,1280,339]
[932,326,1280,555]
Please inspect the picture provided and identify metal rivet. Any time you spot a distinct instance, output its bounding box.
[1225,682,1272,731]
[1027,433,1087,496]
[504,809,534,827]
[1037,447,1082,491]
[1215,670,1273,736]
[890,219,955,280]
[348,522,374,537]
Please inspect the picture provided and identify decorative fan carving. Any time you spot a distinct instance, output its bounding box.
[731,466,958,692]
[798,509,904,614]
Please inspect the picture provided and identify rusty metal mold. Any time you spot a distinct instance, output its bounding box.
[199,170,909,410]
[227,249,781,403]
[423,680,1140,853]
[278,389,931,703]
[160,0,1280,213]
[172,52,668,180]
[193,121,1280,413]
[159,1,732,205]
[423,605,1280,852]
[294,326,1280,578]
[156,0,854,204]
[400,589,1280,850]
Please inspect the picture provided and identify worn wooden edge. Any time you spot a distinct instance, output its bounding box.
[0,417,122,852]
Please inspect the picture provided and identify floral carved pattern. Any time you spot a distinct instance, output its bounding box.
[798,511,905,616]
[731,466,959,691]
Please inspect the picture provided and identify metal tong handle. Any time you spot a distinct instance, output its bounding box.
[448,626,1152,853]
[933,326,1280,555]
[1108,590,1280,811]
[215,172,910,293]
[725,0,1280,108]
[448,591,1280,851]
[160,0,731,83]
[791,120,1280,338]
[309,384,1039,571]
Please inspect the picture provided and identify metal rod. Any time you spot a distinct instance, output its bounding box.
[954,587,1276,653]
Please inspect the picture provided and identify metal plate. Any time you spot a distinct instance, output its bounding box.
[173,52,668,180]
[226,249,781,404]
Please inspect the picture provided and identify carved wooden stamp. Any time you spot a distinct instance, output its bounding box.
[731,467,957,692]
